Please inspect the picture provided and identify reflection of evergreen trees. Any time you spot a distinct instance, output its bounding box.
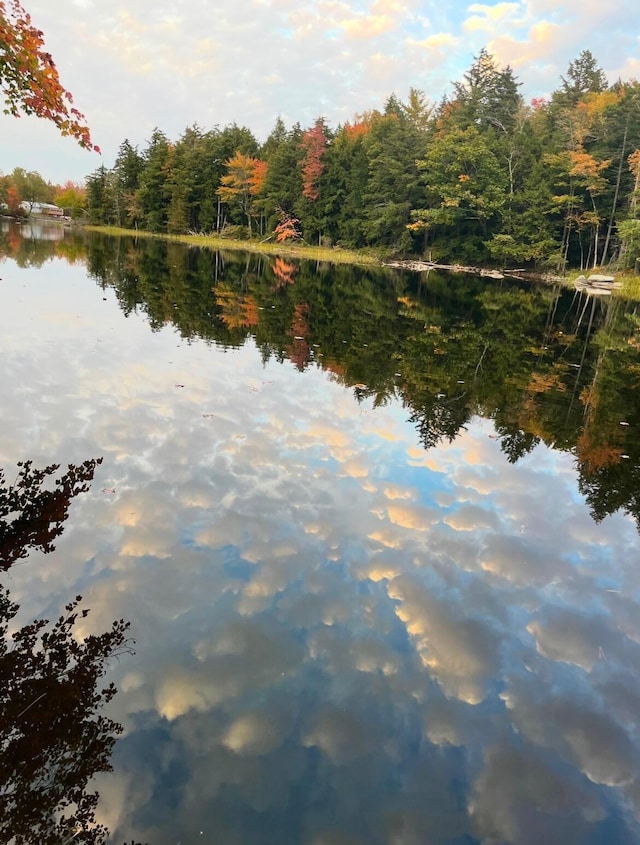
[2,222,638,526]
[83,234,640,528]
[0,460,140,845]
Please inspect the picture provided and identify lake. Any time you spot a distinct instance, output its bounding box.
[2,221,640,844]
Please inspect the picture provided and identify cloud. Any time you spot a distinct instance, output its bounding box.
[463,2,521,32]
[502,674,638,788]
[478,533,568,586]
[387,502,439,530]
[303,706,379,764]
[222,709,290,756]
[470,745,605,845]
[443,503,498,532]
[388,574,503,703]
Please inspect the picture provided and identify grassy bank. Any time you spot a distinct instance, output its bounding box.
[82,225,381,266]
[613,272,640,300]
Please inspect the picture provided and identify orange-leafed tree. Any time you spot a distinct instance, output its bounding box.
[0,0,98,150]
[273,206,301,243]
[300,119,327,201]
[4,182,21,214]
[217,151,266,237]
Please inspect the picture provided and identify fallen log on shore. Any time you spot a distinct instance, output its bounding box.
[382,259,547,281]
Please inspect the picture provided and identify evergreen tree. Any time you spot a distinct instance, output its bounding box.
[361,112,425,252]
[85,165,116,225]
[113,139,143,228]
[135,128,172,232]
[560,49,608,106]
[258,120,304,235]
[451,48,522,134]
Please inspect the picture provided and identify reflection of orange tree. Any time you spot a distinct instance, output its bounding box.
[517,368,568,442]
[271,256,298,289]
[323,359,347,380]
[575,430,623,473]
[285,302,310,370]
[214,283,259,329]
[0,459,142,845]
[5,222,21,254]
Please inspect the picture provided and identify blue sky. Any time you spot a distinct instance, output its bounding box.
[1,0,639,185]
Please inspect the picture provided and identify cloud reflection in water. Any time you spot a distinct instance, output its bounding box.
[1,259,640,844]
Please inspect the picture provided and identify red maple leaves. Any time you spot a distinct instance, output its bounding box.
[300,119,327,201]
[0,0,98,150]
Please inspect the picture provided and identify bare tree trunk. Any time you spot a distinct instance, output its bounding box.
[601,123,628,265]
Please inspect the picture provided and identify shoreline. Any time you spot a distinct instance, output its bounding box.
[72,225,640,299]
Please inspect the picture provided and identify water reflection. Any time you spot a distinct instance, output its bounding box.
[1,225,640,843]
[0,459,136,845]
[79,231,640,529]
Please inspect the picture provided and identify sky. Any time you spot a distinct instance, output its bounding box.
[1,0,640,193]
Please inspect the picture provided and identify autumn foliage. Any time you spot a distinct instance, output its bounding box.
[273,207,301,243]
[0,0,98,150]
[272,256,297,288]
[217,151,267,235]
[214,285,259,329]
[300,120,327,201]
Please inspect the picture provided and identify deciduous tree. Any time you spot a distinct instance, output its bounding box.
[300,119,328,201]
[217,151,266,237]
[0,0,98,150]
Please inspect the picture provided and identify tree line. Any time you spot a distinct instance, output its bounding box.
[0,167,86,216]
[83,49,640,271]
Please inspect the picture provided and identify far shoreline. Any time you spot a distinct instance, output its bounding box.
[44,223,640,301]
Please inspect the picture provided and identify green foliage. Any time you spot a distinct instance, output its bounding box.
[617,218,640,267]
[451,48,522,134]
[135,128,172,232]
[10,166,53,209]
[360,113,424,251]
[85,165,116,225]
[558,49,608,106]
[413,125,508,256]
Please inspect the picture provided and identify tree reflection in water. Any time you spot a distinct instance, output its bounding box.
[0,459,142,845]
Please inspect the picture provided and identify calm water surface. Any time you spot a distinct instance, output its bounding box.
[2,224,640,844]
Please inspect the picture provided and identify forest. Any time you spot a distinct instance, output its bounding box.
[76,49,640,272]
[2,49,640,272]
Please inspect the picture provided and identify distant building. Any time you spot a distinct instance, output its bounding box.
[19,201,65,218]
